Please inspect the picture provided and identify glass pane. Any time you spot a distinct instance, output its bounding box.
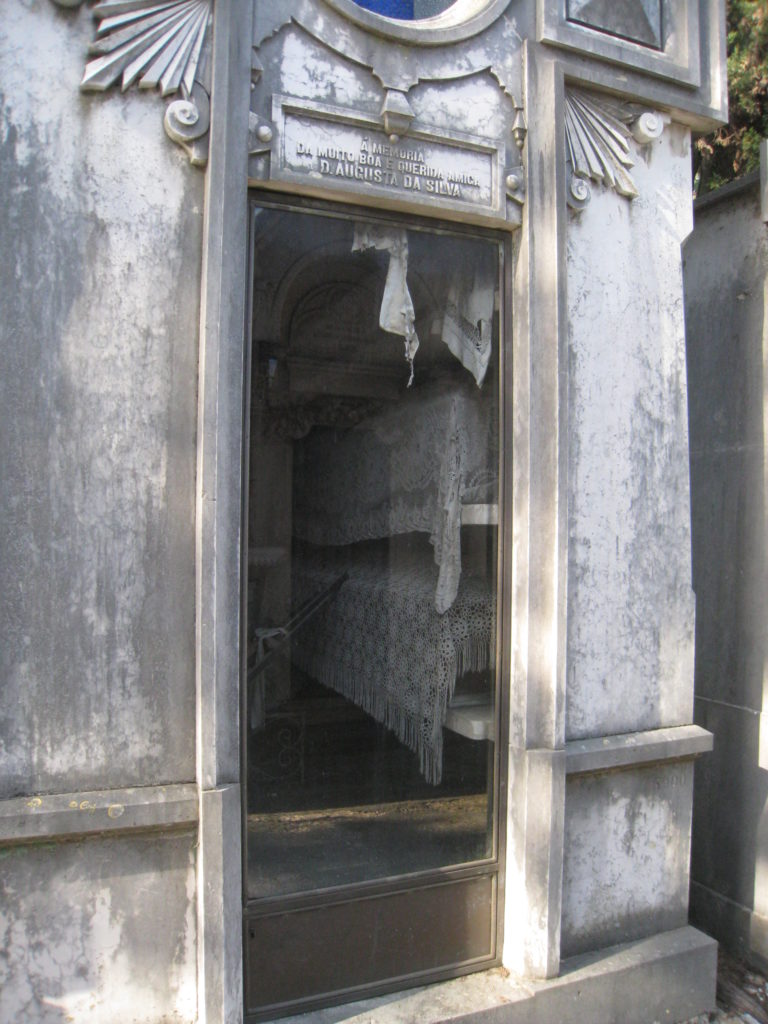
[351,0,456,18]
[245,206,500,900]
[566,0,662,49]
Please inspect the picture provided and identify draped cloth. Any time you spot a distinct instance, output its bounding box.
[292,385,497,612]
[291,543,495,784]
[352,225,419,386]
[437,242,496,387]
[352,224,496,388]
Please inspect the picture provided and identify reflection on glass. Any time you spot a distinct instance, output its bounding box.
[246,207,499,899]
[566,0,663,49]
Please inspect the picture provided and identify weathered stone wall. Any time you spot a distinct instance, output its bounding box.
[0,0,201,799]
[562,123,698,954]
[565,122,695,742]
[0,0,726,1018]
[0,2,202,1019]
[685,171,768,965]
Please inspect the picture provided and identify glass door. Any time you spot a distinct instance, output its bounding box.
[243,198,506,1020]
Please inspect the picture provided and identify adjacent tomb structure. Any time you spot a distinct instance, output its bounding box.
[0,1,727,1021]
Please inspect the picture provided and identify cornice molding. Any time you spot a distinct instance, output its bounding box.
[51,0,212,166]
[565,87,666,211]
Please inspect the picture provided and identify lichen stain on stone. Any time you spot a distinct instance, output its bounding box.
[562,766,690,953]
[413,71,505,138]
[0,835,197,1021]
[1,0,201,797]
[0,96,92,801]
[564,137,694,739]
[274,28,382,111]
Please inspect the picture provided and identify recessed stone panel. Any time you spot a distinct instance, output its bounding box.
[562,764,693,957]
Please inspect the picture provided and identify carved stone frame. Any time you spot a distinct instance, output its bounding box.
[195,3,253,1020]
[192,5,576,1019]
[320,0,513,43]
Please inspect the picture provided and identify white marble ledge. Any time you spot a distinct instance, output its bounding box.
[0,782,198,846]
[565,725,713,777]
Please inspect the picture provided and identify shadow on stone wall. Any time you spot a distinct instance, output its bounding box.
[685,168,768,966]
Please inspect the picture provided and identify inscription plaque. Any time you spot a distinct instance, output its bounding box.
[270,97,505,221]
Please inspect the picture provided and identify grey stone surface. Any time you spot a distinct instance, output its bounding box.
[562,763,693,957]
[565,122,696,742]
[0,783,198,846]
[0,1,728,1021]
[198,784,243,1024]
[566,0,662,49]
[537,0,727,117]
[316,0,528,48]
[501,45,567,980]
[690,448,767,713]
[690,880,757,967]
[0,831,197,1023]
[684,170,768,967]
[249,8,524,228]
[0,0,201,800]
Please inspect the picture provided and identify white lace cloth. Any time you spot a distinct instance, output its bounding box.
[293,385,497,612]
[291,543,495,785]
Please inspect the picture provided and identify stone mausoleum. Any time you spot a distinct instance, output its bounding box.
[0,1,727,1021]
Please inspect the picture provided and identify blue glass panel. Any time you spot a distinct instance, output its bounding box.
[353,0,415,17]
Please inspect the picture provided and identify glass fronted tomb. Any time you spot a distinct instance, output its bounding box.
[243,200,506,1017]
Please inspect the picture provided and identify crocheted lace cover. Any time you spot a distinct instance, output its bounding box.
[293,384,497,612]
[291,543,495,785]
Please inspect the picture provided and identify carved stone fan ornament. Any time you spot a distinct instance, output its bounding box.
[51,0,213,165]
[564,87,665,209]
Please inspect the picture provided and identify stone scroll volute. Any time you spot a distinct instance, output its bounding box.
[51,0,213,166]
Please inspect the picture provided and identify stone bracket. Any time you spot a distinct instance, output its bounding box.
[381,88,415,141]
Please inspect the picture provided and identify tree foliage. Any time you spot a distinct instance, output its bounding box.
[694,0,768,194]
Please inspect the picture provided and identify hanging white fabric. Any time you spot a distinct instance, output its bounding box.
[352,224,419,385]
[438,245,496,387]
